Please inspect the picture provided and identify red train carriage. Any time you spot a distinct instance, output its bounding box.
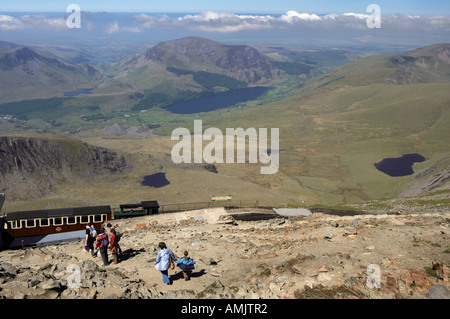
[0,205,112,250]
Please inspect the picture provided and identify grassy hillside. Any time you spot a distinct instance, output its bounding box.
[195,45,450,204]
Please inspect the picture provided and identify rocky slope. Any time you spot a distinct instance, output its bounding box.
[385,43,450,85]
[401,154,450,197]
[0,207,448,299]
[0,135,132,198]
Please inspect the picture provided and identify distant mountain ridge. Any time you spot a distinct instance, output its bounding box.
[0,47,78,75]
[144,36,274,84]
[0,45,102,102]
[102,36,291,111]
[306,43,450,90]
[384,43,450,85]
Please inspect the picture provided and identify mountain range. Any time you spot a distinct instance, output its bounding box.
[305,43,450,90]
[0,36,321,111]
[0,43,102,103]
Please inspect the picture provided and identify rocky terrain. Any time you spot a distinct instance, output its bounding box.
[0,207,448,299]
[0,135,132,198]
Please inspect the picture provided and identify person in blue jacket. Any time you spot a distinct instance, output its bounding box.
[175,250,196,281]
[154,242,176,285]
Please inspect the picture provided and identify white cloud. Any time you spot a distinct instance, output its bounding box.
[0,14,67,31]
[341,13,370,20]
[0,14,24,31]
[1,11,449,36]
[142,10,449,33]
[107,20,142,34]
[279,11,321,23]
[174,11,274,32]
[107,20,120,34]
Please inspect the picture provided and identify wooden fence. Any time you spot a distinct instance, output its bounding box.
[158,199,260,213]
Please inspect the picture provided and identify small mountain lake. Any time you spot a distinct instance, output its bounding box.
[374,153,425,177]
[142,172,170,188]
[162,86,271,114]
[64,88,93,97]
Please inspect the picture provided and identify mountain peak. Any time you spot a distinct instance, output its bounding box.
[0,44,101,102]
[0,47,40,67]
[406,43,450,64]
[144,37,273,84]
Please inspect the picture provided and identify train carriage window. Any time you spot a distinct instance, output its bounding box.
[81,215,89,223]
[67,216,76,225]
[26,219,36,228]
[9,220,22,229]
[54,217,63,226]
[93,215,102,223]
[40,219,50,227]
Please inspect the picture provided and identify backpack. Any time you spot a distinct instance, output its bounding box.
[89,227,97,238]
[101,234,109,247]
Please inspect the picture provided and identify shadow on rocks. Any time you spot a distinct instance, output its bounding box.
[120,248,145,262]
[171,269,207,282]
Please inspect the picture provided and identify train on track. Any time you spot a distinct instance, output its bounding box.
[0,193,159,250]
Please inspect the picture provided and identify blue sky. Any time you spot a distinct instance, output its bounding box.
[1,0,448,15]
[1,1,448,47]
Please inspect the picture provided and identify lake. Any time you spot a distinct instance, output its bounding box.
[374,153,425,177]
[64,88,93,97]
[90,57,113,63]
[162,86,271,114]
[142,173,170,188]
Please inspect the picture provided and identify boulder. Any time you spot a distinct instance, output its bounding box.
[38,279,62,291]
[0,263,17,278]
[81,260,100,273]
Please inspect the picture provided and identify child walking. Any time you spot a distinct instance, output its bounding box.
[175,250,196,281]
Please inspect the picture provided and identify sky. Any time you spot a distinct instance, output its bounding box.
[0,1,449,48]
[1,0,448,15]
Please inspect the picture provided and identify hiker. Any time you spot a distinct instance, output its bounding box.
[106,222,123,254]
[154,242,176,285]
[175,250,196,281]
[110,228,119,265]
[84,224,96,256]
[95,227,109,266]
